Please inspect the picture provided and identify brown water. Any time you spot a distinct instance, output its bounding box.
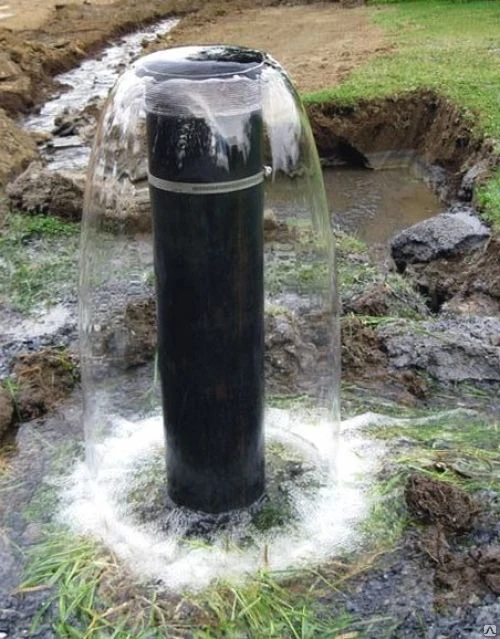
[323,164,442,247]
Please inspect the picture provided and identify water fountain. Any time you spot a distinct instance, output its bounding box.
[71,45,362,586]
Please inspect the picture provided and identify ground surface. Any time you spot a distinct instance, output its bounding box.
[0,1,499,638]
[164,3,390,93]
[0,0,118,31]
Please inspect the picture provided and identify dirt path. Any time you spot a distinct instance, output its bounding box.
[0,0,117,31]
[166,3,389,93]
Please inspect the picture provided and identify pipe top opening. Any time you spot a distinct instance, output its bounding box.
[136,45,265,81]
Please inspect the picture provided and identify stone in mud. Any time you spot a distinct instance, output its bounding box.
[459,159,490,202]
[390,209,491,272]
[52,105,98,139]
[6,162,84,221]
[379,317,500,382]
[405,236,500,314]
[13,348,78,421]
[0,109,38,187]
[0,387,14,440]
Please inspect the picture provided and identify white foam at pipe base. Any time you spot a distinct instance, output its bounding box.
[59,410,385,590]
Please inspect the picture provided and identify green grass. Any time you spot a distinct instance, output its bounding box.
[304,0,500,226]
[21,532,167,639]
[21,528,355,639]
[476,166,500,230]
[201,573,352,639]
[361,472,410,548]
[368,412,500,493]
[306,0,500,136]
[0,213,80,311]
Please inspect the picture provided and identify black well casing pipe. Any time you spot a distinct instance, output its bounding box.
[140,47,265,514]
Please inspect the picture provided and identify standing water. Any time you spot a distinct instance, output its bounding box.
[324,159,442,248]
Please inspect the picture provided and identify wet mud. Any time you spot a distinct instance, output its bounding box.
[0,2,498,638]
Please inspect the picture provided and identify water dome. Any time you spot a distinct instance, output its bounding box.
[79,46,339,526]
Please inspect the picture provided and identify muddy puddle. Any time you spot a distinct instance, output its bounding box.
[324,159,442,249]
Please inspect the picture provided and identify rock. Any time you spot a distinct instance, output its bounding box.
[390,209,491,272]
[52,105,97,139]
[6,162,84,220]
[0,387,14,440]
[459,159,490,202]
[0,109,38,186]
[405,236,500,313]
[379,317,500,382]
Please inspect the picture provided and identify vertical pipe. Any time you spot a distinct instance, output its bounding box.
[141,47,265,513]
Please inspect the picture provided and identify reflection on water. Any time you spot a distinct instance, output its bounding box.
[324,164,442,247]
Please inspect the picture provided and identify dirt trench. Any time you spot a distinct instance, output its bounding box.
[307,91,497,197]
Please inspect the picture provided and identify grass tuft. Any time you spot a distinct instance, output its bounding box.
[21,529,355,639]
[0,213,80,311]
[476,167,500,231]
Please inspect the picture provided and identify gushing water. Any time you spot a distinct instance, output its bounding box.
[59,411,384,590]
[75,46,342,587]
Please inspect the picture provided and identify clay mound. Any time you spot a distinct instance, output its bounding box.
[0,109,38,188]
[13,348,78,421]
[405,473,478,533]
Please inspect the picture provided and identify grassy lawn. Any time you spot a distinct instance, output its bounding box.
[304,0,500,227]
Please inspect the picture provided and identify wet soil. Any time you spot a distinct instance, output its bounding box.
[405,476,500,612]
[405,474,479,533]
[0,2,498,637]
[0,0,389,186]
[341,316,432,405]
[12,347,79,421]
[406,236,500,315]
[307,91,497,197]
